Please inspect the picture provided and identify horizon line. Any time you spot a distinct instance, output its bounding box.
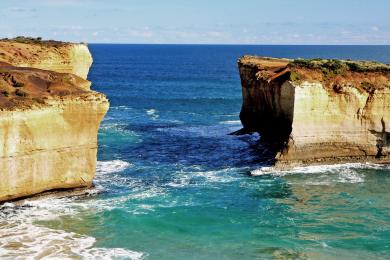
[85,42,390,46]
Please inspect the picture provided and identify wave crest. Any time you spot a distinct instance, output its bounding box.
[251,163,390,184]
[97,160,132,174]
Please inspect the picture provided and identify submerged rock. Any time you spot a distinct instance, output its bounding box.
[0,38,108,202]
[238,56,390,168]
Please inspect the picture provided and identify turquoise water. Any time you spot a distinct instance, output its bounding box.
[1,45,390,259]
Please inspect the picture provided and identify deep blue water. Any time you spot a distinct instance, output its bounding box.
[1,45,389,259]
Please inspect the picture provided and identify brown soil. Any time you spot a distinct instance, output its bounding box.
[0,63,90,110]
[0,38,78,66]
[238,56,390,93]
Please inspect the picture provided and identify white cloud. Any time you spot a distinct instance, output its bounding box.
[371,26,380,32]
[206,31,223,37]
[128,30,153,38]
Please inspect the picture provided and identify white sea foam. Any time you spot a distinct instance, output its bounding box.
[0,159,142,259]
[0,222,144,259]
[146,109,159,119]
[219,120,242,125]
[251,162,390,184]
[0,198,145,260]
[111,105,133,111]
[100,123,136,136]
[96,160,133,175]
[336,169,364,183]
[251,162,389,176]
[168,167,244,188]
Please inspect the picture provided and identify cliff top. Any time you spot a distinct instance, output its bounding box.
[239,55,390,91]
[0,63,95,110]
[238,56,290,69]
[0,36,72,46]
[0,37,87,66]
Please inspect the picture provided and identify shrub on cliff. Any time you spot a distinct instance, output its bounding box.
[292,58,390,74]
[13,36,43,44]
[13,81,24,88]
[1,90,9,97]
[15,89,28,97]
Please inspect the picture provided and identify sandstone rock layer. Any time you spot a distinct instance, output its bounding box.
[0,38,108,202]
[0,37,92,79]
[238,56,390,168]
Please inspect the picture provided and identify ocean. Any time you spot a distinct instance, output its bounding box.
[1,45,390,259]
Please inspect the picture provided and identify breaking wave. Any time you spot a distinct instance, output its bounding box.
[0,200,144,260]
[0,159,141,259]
[146,109,159,119]
[251,163,390,185]
[96,160,133,175]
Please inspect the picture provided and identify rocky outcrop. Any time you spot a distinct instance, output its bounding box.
[0,37,92,79]
[0,38,108,202]
[238,56,390,168]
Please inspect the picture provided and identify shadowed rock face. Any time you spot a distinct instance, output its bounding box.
[238,56,390,168]
[238,57,293,143]
[0,39,108,202]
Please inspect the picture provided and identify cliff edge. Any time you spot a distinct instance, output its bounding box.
[238,56,390,168]
[0,37,92,79]
[0,38,108,202]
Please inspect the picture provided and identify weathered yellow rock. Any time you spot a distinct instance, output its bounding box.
[238,56,390,167]
[0,38,108,202]
[0,38,92,79]
[0,96,109,201]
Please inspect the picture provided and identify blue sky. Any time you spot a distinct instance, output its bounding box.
[1,0,389,44]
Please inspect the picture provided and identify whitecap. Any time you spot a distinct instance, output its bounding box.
[146,109,159,119]
[99,123,136,136]
[168,167,245,188]
[96,160,132,175]
[111,105,133,111]
[219,120,242,125]
[250,162,390,185]
[336,168,364,183]
[251,162,389,176]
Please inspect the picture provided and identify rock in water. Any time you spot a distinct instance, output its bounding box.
[0,38,109,202]
[238,56,390,168]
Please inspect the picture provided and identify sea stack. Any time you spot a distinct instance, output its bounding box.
[0,37,109,202]
[237,56,390,168]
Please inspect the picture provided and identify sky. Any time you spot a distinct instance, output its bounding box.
[1,0,390,44]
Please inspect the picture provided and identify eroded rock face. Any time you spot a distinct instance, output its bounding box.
[0,39,108,202]
[238,56,390,168]
[0,38,92,79]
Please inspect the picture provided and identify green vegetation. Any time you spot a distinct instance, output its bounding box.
[290,71,301,82]
[1,90,9,97]
[361,81,376,94]
[291,58,390,74]
[15,89,28,97]
[0,36,65,47]
[6,36,43,44]
[13,81,24,88]
[62,74,74,84]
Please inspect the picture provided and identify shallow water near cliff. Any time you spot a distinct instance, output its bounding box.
[1,45,390,259]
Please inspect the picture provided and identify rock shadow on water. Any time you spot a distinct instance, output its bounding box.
[124,122,277,170]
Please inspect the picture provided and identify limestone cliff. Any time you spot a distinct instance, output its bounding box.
[0,37,92,79]
[238,56,390,168]
[0,39,108,202]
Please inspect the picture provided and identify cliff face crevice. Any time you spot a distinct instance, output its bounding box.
[0,39,108,202]
[238,56,390,168]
